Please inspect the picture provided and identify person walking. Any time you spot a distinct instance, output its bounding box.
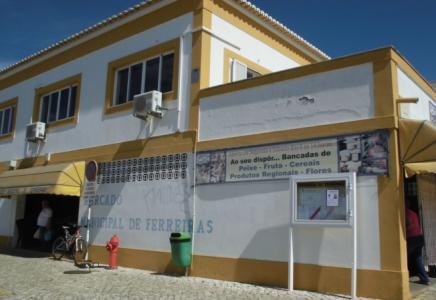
[406,206,430,285]
[36,200,53,249]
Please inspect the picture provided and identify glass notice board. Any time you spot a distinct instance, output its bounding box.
[290,173,356,227]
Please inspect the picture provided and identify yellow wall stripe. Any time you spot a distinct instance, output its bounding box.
[188,0,212,131]
[199,47,391,100]
[198,116,397,152]
[0,236,12,248]
[89,245,408,299]
[0,131,196,171]
[373,53,409,297]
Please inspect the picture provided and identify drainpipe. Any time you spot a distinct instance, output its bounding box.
[176,26,240,132]
[176,34,184,132]
[191,130,198,262]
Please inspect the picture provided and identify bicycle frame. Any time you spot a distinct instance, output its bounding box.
[62,226,83,252]
[53,224,88,265]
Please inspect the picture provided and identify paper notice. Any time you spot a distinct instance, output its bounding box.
[326,189,339,207]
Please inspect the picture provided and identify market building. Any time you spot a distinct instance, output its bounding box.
[0,1,435,299]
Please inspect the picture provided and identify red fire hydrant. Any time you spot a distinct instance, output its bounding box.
[106,235,119,269]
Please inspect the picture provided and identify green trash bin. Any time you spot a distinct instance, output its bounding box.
[169,232,192,268]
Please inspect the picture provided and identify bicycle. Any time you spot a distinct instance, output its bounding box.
[52,224,88,265]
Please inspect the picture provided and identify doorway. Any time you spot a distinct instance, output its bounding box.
[404,174,436,291]
[416,174,436,275]
[19,194,80,250]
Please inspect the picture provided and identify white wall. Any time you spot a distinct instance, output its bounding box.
[200,63,374,141]
[397,67,435,121]
[0,13,193,162]
[77,149,381,270]
[78,154,195,251]
[194,176,380,269]
[209,14,300,87]
[0,198,16,237]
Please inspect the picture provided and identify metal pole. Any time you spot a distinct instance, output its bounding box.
[288,226,294,291]
[190,135,198,275]
[85,205,91,261]
[351,181,357,299]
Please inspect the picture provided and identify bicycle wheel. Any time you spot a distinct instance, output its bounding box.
[73,238,88,265]
[52,237,67,260]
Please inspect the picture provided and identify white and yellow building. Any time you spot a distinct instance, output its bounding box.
[1,1,436,299]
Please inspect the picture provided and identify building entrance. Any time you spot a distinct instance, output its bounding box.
[19,194,80,250]
[405,174,436,286]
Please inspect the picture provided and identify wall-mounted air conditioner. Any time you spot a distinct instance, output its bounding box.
[133,91,163,120]
[26,122,46,142]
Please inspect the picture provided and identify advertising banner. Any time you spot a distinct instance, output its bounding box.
[226,139,338,182]
[196,131,389,185]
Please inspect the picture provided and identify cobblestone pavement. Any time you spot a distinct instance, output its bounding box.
[413,286,436,300]
[0,251,358,300]
[411,277,436,300]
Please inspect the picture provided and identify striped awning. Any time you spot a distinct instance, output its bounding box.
[400,119,436,177]
[0,162,85,196]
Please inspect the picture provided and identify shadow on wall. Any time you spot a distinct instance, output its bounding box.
[236,224,290,287]
[194,180,334,288]
[235,225,330,289]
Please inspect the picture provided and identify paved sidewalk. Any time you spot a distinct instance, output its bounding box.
[0,251,353,300]
[410,277,436,300]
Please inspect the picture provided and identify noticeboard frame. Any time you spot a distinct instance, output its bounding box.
[290,172,356,227]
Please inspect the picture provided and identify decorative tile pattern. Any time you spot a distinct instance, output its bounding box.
[97,153,188,184]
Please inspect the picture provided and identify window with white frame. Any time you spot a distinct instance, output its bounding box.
[40,85,77,123]
[231,59,260,82]
[0,105,15,136]
[113,52,174,106]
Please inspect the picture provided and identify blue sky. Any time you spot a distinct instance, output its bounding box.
[0,0,435,81]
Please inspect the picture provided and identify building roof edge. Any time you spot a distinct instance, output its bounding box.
[0,0,329,77]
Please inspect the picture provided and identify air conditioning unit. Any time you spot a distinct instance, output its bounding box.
[26,122,46,142]
[133,91,163,120]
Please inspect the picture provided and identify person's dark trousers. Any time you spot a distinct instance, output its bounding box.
[38,226,47,250]
[407,235,430,283]
[15,219,25,248]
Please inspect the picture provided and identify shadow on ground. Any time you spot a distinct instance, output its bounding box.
[0,247,51,258]
[63,270,92,275]
[150,272,185,278]
[410,276,436,298]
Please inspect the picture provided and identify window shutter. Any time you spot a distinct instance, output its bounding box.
[231,59,248,82]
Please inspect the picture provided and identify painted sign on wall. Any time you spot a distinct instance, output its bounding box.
[196,131,388,185]
[78,153,213,250]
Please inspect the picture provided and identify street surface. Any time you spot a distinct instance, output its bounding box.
[0,250,347,300]
[0,250,434,299]
[412,279,436,300]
